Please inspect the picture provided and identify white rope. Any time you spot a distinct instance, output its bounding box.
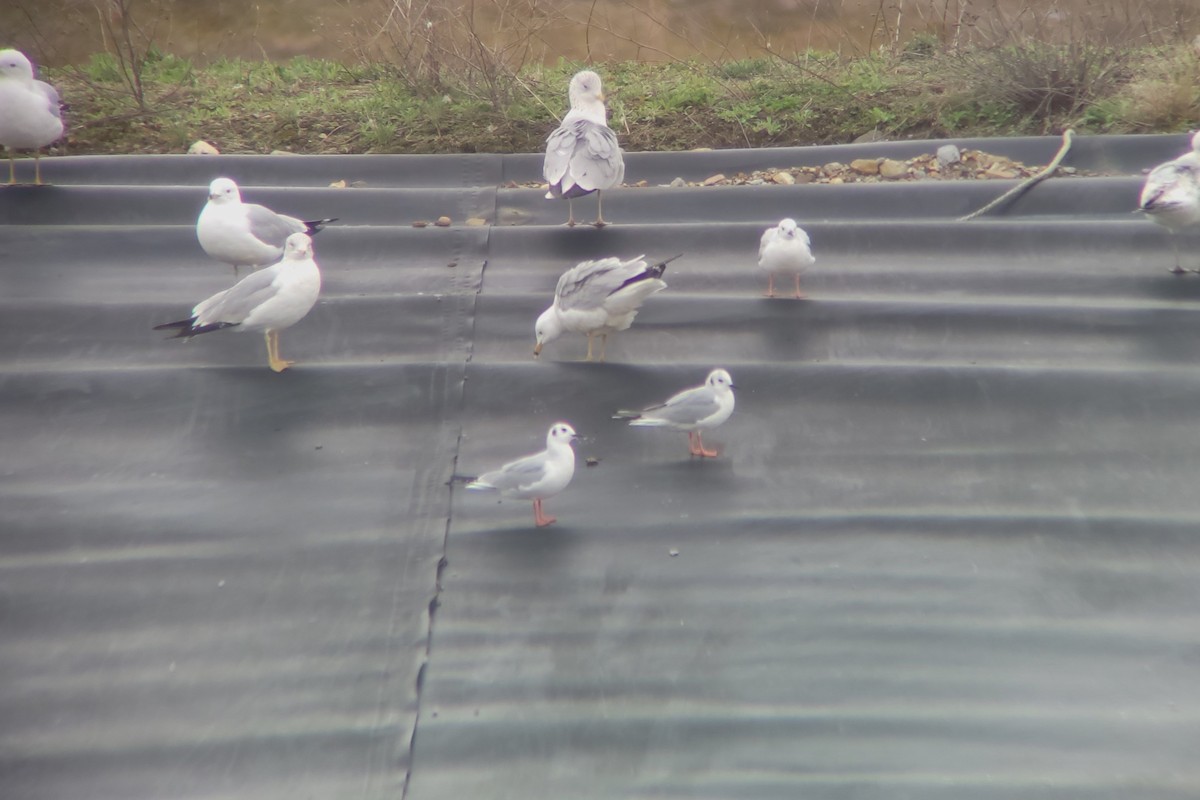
[958,128,1075,222]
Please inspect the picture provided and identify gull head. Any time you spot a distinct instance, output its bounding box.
[706,368,735,394]
[533,306,563,358]
[207,177,242,204]
[283,232,313,259]
[568,70,606,109]
[0,49,35,82]
[776,218,799,239]
[547,422,579,447]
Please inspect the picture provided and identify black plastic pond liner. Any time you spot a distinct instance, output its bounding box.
[3,135,1200,800]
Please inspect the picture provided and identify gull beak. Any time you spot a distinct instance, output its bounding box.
[533,342,542,359]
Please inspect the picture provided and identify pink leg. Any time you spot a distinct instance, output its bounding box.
[793,274,806,299]
[688,431,719,458]
[764,274,776,298]
[691,431,715,455]
[533,498,557,527]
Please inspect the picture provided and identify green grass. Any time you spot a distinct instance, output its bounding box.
[45,43,1200,157]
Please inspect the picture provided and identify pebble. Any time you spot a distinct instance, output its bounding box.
[879,159,908,179]
[772,170,795,185]
[703,173,726,186]
[669,177,686,188]
[187,140,219,155]
[435,216,452,227]
[850,158,880,175]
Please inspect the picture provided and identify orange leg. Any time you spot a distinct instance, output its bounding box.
[265,330,294,373]
[687,431,720,458]
[533,498,557,527]
[793,274,806,299]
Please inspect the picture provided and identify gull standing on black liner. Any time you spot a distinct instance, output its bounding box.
[1138,132,1200,274]
[543,70,625,227]
[466,423,579,527]
[0,48,65,185]
[197,177,336,277]
[758,218,815,298]
[615,369,736,458]
[534,254,678,362]
[155,233,322,372]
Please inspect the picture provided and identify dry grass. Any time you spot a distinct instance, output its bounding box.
[1117,45,1200,130]
[17,0,1200,155]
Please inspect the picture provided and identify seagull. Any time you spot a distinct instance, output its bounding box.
[758,218,815,298]
[0,49,65,185]
[466,422,579,527]
[614,369,736,458]
[534,254,678,362]
[154,232,322,372]
[543,70,625,227]
[1138,132,1200,274]
[196,177,336,276]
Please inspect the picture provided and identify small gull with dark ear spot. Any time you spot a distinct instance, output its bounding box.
[758,218,815,298]
[466,423,579,527]
[614,369,736,458]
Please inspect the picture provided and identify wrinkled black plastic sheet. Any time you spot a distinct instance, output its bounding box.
[3,135,1200,800]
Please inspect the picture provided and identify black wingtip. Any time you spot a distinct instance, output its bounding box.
[649,253,684,277]
[153,318,197,337]
[153,319,238,339]
[304,218,339,235]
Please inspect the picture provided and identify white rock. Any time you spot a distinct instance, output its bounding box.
[936,144,961,167]
[187,140,219,155]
